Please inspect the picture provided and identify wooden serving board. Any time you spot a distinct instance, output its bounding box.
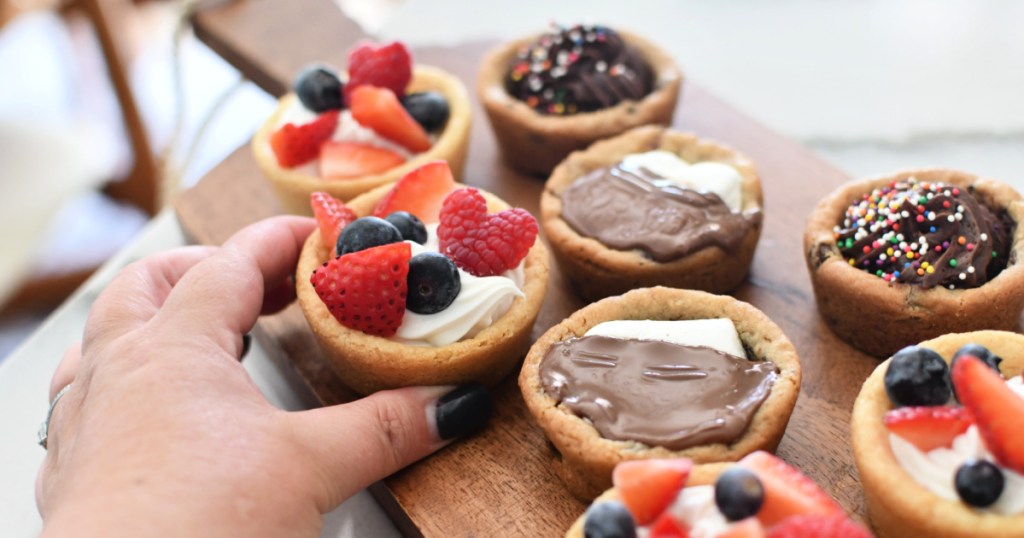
[179,2,882,535]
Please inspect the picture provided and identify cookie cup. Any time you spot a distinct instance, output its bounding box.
[477,30,682,177]
[851,330,1024,538]
[540,126,763,302]
[253,65,472,215]
[518,287,800,500]
[564,462,731,537]
[296,183,549,395]
[804,168,1024,358]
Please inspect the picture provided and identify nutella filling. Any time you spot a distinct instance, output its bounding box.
[540,335,778,450]
[560,161,761,262]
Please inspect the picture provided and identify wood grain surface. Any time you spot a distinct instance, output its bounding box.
[180,1,884,536]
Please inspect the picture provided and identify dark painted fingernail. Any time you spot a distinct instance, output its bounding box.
[435,383,493,440]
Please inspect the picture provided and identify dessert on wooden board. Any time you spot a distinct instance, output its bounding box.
[519,287,801,500]
[478,23,682,176]
[804,168,1024,357]
[541,125,763,301]
[252,40,472,214]
[565,453,872,537]
[295,161,548,394]
[852,331,1024,538]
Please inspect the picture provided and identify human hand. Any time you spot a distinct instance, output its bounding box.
[36,216,492,537]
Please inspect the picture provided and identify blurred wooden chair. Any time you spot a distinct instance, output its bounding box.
[0,0,159,315]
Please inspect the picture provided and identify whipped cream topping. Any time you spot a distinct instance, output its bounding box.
[654,485,732,538]
[584,318,746,358]
[391,224,524,347]
[620,151,744,212]
[890,376,1024,515]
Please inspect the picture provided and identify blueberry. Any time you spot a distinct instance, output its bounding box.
[714,467,764,522]
[582,501,636,538]
[955,459,1004,507]
[401,91,450,132]
[336,217,402,255]
[385,211,428,244]
[294,65,344,112]
[952,344,1003,401]
[883,346,951,407]
[406,253,460,314]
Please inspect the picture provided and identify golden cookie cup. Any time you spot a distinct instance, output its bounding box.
[519,287,800,500]
[253,65,472,215]
[296,183,549,395]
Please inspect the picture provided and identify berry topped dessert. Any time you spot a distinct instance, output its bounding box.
[504,24,653,116]
[296,161,549,394]
[804,169,1024,357]
[478,24,682,176]
[519,287,800,500]
[252,40,471,214]
[565,453,872,538]
[852,331,1024,538]
[541,126,763,301]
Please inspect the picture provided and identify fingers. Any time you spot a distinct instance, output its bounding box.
[291,384,493,511]
[83,246,217,347]
[50,343,81,400]
[153,217,314,356]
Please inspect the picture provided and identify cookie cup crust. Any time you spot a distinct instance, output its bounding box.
[296,183,549,395]
[851,330,1024,538]
[540,125,763,302]
[804,168,1024,358]
[477,30,682,177]
[252,65,472,215]
[518,287,800,500]
[563,463,731,537]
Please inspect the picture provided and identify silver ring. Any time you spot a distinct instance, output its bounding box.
[38,383,72,450]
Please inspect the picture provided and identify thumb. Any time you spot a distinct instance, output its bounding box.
[291,384,492,511]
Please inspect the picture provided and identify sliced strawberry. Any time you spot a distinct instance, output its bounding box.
[371,160,456,223]
[344,40,413,103]
[310,192,357,252]
[612,458,692,526]
[350,85,431,153]
[953,355,1024,474]
[319,141,406,180]
[737,452,843,527]
[720,518,766,538]
[649,511,690,538]
[309,242,410,337]
[766,514,872,538]
[270,110,339,167]
[437,188,539,277]
[883,406,973,452]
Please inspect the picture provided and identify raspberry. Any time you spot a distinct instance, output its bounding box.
[309,242,410,337]
[310,192,357,253]
[437,188,538,277]
[344,41,413,104]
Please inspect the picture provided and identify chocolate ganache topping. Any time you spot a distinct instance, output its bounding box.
[540,335,778,450]
[834,177,1013,289]
[505,24,653,115]
[559,158,761,262]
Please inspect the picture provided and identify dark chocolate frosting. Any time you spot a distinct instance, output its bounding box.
[559,159,761,262]
[834,178,1013,289]
[505,24,653,115]
[540,335,778,450]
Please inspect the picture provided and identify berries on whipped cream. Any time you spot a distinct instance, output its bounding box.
[504,23,652,115]
[833,177,1012,289]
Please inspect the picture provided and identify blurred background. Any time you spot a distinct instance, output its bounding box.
[1,0,1022,360]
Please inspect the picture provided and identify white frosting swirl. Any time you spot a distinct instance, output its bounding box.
[390,224,524,347]
[890,376,1024,515]
[620,150,744,212]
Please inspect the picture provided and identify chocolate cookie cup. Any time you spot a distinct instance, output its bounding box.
[851,331,1024,538]
[540,126,763,302]
[477,30,682,177]
[296,183,549,394]
[253,66,472,215]
[518,287,800,500]
[804,168,1024,358]
[564,463,730,537]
